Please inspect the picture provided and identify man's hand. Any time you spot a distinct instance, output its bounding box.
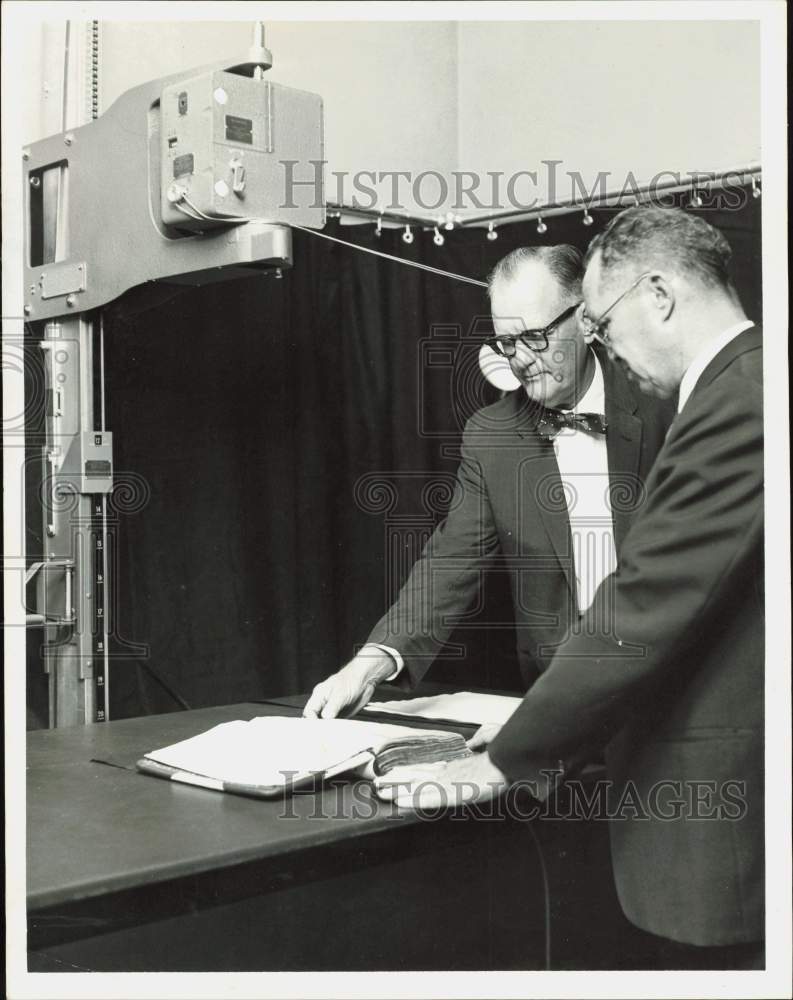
[373,752,509,810]
[303,646,397,719]
[466,722,502,751]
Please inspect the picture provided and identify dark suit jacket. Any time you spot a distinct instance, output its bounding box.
[489,327,764,947]
[367,352,674,688]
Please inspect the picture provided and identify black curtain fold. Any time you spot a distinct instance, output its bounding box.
[101,195,761,719]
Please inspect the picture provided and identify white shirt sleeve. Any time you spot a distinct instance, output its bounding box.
[360,643,404,681]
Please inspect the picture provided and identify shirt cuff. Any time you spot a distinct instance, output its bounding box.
[362,643,404,682]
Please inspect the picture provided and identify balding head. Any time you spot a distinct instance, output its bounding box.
[488,245,591,409]
[488,245,583,302]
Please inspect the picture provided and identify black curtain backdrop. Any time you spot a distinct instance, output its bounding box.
[100,194,762,719]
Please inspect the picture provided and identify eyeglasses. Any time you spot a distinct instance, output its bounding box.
[579,271,653,347]
[485,301,580,358]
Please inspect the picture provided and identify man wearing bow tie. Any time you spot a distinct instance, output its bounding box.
[305,244,674,719]
[373,209,764,969]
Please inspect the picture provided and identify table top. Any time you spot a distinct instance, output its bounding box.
[27,696,478,911]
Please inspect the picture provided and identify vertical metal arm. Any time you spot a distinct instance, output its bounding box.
[36,314,112,726]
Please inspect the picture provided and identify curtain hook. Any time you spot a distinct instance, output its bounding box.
[375,213,383,237]
[433,226,445,246]
[690,181,704,209]
[402,224,414,244]
[582,206,594,227]
[536,216,547,235]
[751,176,761,199]
[486,221,498,241]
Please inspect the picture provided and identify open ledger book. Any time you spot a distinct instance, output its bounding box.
[364,691,523,726]
[137,715,472,798]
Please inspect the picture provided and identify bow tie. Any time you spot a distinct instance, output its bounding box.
[535,408,608,440]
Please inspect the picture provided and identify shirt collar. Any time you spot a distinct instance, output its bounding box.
[561,348,605,414]
[677,320,755,413]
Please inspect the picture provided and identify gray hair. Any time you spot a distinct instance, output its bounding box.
[584,205,733,289]
[487,245,584,299]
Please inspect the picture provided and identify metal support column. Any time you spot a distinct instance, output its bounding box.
[21,19,318,725]
[33,314,112,726]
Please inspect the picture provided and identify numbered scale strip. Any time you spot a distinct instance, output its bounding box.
[92,495,109,722]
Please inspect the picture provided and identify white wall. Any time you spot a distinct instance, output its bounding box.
[5,15,762,221]
[456,20,761,206]
[97,19,460,217]
[265,21,458,211]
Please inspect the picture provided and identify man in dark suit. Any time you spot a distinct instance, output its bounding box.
[377,207,764,968]
[305,244,673,719]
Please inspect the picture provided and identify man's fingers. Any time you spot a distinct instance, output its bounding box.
[373,778,413,802]
[466,723,501,750]
[375,775,450,810]
[302,684,328,718]
[305,653,391,721]
[373,763,446,800]
[304,673,367,719]
[344,683,376,718]
[319,683,354,719]
[395,785,448,809]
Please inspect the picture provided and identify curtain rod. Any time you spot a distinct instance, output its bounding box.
[328,163,761,231]
[325,203,437,228]
[458,163,762,227]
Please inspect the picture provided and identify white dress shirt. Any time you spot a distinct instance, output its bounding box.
[677,320,755,414]
[371,349,616,680]
[553,351,617,613]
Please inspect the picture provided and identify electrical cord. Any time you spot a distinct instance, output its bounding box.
[255,691,552,966]
[172,200,206,223]
[526,819,552,970]
[291,223,489,289]
[181,192,219,222]
[169,197,488,289]
[133,659,192,711]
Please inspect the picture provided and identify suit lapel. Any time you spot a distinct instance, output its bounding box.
[693,326,762,397]
[509,392,578,607]
[507,352,648,599]
[602,358,643,552]
[665,327,761,447]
